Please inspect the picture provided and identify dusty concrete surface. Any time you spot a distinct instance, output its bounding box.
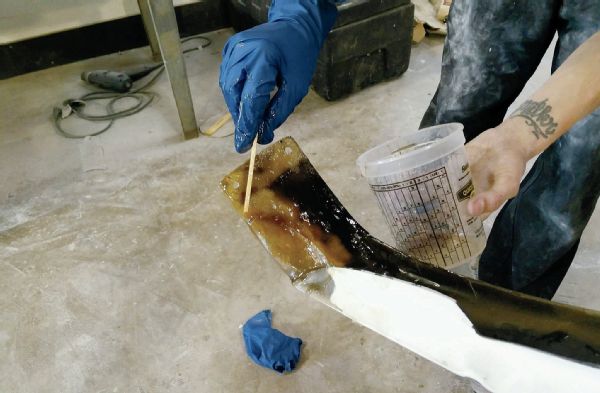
[1,29,598,393]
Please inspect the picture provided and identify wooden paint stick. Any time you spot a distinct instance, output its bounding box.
[243,137,259,214]
[204,113,232,136]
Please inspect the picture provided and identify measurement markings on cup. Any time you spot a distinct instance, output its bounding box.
[371,168,471,267]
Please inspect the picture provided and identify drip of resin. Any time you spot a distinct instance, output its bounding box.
[221,137,600,366]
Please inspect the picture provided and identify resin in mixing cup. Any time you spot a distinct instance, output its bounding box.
[357,123,486,277]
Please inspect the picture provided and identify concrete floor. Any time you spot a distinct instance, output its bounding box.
[1,29,599,393]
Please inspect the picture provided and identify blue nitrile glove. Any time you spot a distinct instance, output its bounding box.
[242,310,303,373]
[219,0,338,153]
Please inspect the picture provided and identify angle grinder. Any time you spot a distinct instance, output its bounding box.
[81,62,163,93]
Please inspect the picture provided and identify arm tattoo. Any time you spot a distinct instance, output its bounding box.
[510,98,558,139]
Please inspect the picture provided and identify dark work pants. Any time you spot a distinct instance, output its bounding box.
[420,0,600,299]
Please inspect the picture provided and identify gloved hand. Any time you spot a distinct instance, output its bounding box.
[219,0,338,153]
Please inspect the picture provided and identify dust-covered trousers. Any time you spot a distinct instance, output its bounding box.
[420,0,600,299]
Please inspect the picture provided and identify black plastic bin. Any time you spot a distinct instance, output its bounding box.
[227,0,414,100]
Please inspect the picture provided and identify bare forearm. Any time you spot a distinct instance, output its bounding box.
[500,31,600,160]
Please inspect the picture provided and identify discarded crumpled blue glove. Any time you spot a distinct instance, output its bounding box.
[242,310,303,373]
[219,0,338,153]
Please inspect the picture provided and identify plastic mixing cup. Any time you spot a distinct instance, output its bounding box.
[357,123,486,277]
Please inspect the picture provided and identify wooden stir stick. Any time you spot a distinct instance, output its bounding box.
[243,137,259,213]
[203,113,232,136]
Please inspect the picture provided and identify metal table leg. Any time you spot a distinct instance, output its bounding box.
[137,0,161,61]
[139,0,199,140]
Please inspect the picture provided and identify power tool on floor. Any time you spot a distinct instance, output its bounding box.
[53,33,211,138]
[80,62,163,93]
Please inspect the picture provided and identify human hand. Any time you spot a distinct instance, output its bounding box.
[465,126,529,217]
[219,0,337,153]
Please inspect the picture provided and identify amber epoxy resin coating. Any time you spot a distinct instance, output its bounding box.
[221,137,600,366]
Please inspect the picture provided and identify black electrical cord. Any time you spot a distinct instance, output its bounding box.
[53,34,229,138]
